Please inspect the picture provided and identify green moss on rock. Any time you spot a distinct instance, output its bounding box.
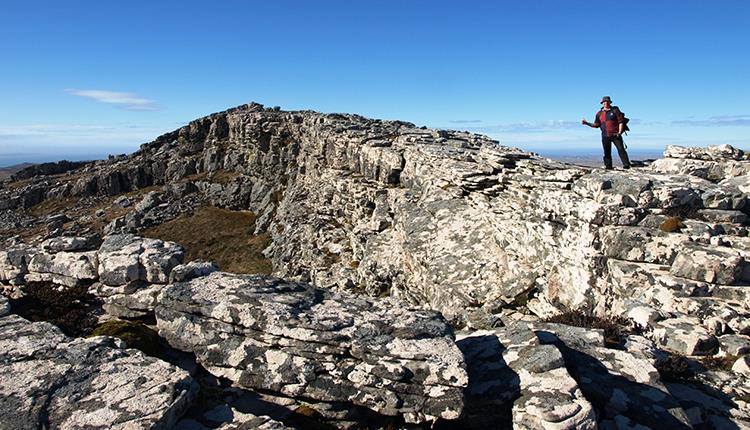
[90,320,163,357]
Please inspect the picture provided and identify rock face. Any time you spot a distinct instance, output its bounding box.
[0,234,184,318]
[3,105,750,330]
[10,160,92,181]
[0,297,197,429]
[93,234,185,318]
[458,321,750,429]
[155,272,467,424]
[2,104,750,428]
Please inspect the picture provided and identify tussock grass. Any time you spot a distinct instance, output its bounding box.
[544,311,632,349]
[143,206,273,274]
[656,353,695,382]
[27,197,80,217]
[9,281,101,337]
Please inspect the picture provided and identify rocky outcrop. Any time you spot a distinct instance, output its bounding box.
[651,144,750,180]
[459,321,750,429]
[10,160,92,181]
[458,324,597,429]
[0,234,184,317]
[155,272,467,424]
[95,234,185,317]
[0,296,197,429]
[4,105,749,328]
[3,104,750,428]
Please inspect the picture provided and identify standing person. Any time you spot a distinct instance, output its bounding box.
[581,96,631,169]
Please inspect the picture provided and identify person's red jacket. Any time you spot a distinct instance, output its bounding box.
[593,108,625,136]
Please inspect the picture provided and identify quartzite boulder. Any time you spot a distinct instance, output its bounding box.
[156,272,467,424]
[97,234,184,286]
[26,250,98,286]
[0,305,197,429]
[91,234,184,317]
[457,324,596,429]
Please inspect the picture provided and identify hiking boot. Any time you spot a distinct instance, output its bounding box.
[623,165,631,169]
[604,166,614,170]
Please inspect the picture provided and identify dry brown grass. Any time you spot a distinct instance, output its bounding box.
[701,354,739,371]
[27,197,80,217]
[5,178,34,190]
[9,186,160,241]
[656,353,695,382]
[142,206,273,274]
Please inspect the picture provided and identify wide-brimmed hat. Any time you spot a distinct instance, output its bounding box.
[601,96,613,104]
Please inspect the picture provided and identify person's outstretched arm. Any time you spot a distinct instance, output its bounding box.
[581,114,600,128]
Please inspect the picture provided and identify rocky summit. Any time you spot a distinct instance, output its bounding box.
[1,102,750,429]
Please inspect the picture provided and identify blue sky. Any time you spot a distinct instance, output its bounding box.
[2,0,749,166]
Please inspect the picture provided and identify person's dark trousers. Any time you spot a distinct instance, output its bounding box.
[601,134,631,169]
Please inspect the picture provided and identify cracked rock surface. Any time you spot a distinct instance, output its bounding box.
[155,272,467,424]
[2,104,750,428]
[0,296,197,430]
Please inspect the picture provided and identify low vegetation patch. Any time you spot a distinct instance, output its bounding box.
[544,311,632,349]
[659,216,685,233]
[143,206,273,274]
[700,354,739,372]
[27,197,80,217]
[655,352,696,382]
[90,320,163,357]
[9,281,101,337]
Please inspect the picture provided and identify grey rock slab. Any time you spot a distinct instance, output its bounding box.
[169,260,219,283]
[0,244,36,284]
[670,246,743,285]
[652,317,720,356]
[41,236,101,252]
[156,272,467,423]
[457,325,596,430]
[97,234,147,285]
[664,144,750,162]
[733,356,750,376]
[103,284,167,318]
[698,209,750,224]
[27,250,99,280]
[0,313,197,430]
[533,327,693,428]
[140,239,185,283]
[718,334,750,356]
[0,295,8,317]
[97,234,184,286]
[651,156,750,181]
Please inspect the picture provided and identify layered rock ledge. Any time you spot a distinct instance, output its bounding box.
[2,103,750,428]
[155,272,467,424]
[0,296,197,429]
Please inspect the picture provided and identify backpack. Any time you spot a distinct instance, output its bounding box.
[612,106,631,135]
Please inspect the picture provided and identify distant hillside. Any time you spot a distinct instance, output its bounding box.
[0,163,34,180]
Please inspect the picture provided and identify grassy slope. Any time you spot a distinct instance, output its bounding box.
[143,206,273,275]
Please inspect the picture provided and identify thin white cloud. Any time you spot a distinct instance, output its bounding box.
[65,89,160,111]
[448,119,483,124]
[0,123,171,150]
[462,119,581,133]
[672,115,750,127]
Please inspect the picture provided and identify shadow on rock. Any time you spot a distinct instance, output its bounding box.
[455,333,518,429]
[536,330,726,429]
[9,280,102,337]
